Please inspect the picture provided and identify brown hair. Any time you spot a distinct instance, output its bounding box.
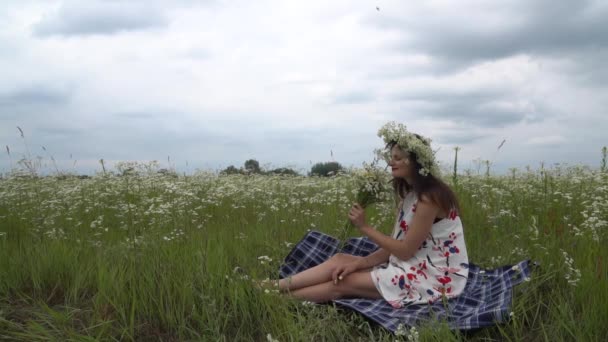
[388,140,460,215]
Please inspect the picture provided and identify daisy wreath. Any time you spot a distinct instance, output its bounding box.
[376,121,441,177]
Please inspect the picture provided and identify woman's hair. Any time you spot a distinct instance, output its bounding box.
[388,140,460,215]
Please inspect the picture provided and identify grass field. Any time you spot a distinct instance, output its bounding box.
[0,163,606,341]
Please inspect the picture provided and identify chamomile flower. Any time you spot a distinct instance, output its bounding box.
[377,121,440,177]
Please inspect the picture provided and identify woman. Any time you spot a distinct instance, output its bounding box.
[275,122,469,308]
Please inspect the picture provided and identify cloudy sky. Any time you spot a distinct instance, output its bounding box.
[1,0,607,175]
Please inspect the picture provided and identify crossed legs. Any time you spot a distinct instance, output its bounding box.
[278,253,383,303]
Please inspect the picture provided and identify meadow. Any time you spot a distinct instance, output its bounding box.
[0,162,606,341]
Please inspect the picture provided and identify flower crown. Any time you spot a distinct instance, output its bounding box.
[376,121,440,177]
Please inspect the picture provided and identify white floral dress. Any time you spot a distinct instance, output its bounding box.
[370,191,469,308]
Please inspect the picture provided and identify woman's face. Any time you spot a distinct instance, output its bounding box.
[389,145,414,179]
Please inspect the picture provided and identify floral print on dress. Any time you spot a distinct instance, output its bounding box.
[400,220,409,234]
[371,192,469,308]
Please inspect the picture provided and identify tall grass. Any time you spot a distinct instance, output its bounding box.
[0,162,606,341]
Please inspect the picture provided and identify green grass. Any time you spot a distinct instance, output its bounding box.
[0,165,606,341]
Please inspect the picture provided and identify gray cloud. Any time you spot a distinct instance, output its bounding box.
[437,102,525,127]
[391,89,535,127]
[0,85,72,120]
[0,86,68,106]
[332,90,375,105]
[435,131,488,145]
[392,88,504,104]
[554,47,608,87]
[33,1,168,37]
[369,0,608,72]
[184,47,212,60]
[113,111,159,120]
[37,126,83,139]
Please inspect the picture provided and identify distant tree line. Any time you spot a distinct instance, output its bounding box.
[308,161,343,177]
[220,159,299,176]
[220,159,344,177]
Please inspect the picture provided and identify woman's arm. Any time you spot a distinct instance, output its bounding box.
[355,200,401,269]
[357,248,390,268]
[349,197,438,261]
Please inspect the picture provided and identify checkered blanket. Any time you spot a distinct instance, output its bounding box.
[279,230,532,332]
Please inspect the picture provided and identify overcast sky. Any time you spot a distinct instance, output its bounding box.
[1,0,607,175]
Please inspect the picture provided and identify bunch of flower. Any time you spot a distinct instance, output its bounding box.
[352,161,391,208]
[338,160,391,242]
[376,121,440,177]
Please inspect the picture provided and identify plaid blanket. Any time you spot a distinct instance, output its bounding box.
[279,230,532,332]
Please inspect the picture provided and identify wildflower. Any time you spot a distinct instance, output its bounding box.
[395,324,407,336]
[561,249,581,286]
[406,326,420,342]
[258,255,272,265]
[395,324,419,341]
[266,333,279,342]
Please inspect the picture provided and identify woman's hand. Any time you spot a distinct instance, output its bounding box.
[348,203,367,229]
[331,259,362,284]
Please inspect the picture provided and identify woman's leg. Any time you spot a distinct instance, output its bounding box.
[287,270,382,303]
[279,253,361,292]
